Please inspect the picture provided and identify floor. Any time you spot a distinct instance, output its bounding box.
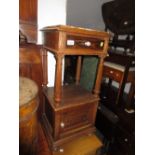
[37,122,52,155]
[95,83,135,155]
[37,122,105,155]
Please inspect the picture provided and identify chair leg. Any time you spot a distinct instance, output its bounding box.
[126,82,135,109]
[108,78,112,88]
[116,78,126,105]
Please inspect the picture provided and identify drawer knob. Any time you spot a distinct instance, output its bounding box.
[59,148,64,153]
[124,138,128,142]
[60,122,65,128]
[85,41,91,47]
[110,71,113,74]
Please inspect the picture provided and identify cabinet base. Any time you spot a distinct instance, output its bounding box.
[41,114,96,150]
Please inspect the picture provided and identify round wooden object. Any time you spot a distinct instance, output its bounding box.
[19,77,39,155]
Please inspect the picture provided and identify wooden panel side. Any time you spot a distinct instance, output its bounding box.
[19,0,37,24]
[43,31,59,52]
[19,23,37,43]
[19,45,45,118]
[19,0,37,43]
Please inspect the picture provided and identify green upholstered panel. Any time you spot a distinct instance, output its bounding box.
[80,56,98,91]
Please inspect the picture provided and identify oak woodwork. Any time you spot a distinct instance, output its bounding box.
[41,25,110,149]
[19,22,37,43]
[19,0,38,43]
[54,54,64,103]
[75,56,82,85]
[42,85,99,145]
[41,48,48,87]
[41,25,110,103]
[19,77,39,155]
[19,44,45,117]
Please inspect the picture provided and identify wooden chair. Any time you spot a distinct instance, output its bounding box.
[102,53,135,109]
[96,2,135,153]
[101,0,135,109]
[97,54,135,155]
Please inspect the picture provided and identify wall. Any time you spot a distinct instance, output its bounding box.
[38,0,67,86]
[67,0,113,30]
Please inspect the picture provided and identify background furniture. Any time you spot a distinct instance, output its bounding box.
[95,0,135,154]
[19,43,46,118]
[19,0,38,43]
[100,0,135,111]
[40,25,110,150]
[96,102,135,155]
[19,77,39,155]
[19,0,47,118]
[103,53,135,108]
[102,0,135,55]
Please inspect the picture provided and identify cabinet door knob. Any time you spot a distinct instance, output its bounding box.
[110,71,113,74]
[60,122,65,128]
[124,138,128,142]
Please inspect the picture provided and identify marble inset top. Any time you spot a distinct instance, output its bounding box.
[19,77,38,106]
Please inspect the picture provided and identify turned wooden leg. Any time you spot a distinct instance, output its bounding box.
[116,80,125,105]
[75,56,82,85]
[108,78,112,89]
[54,54,64,104]
[93,56,104,97]
[41,48,48,115]
[126,82,135,109]
[41,48,48,87]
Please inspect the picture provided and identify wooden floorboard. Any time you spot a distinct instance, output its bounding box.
[37,121,103,155]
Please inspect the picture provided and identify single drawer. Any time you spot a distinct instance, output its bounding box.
[103,65,123,82]
[66,35,104,50]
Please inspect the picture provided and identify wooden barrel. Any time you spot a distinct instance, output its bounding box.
[19,77,39,155]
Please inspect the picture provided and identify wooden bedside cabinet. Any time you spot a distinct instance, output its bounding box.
[40,25,110,150]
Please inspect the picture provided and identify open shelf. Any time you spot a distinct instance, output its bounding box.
[43,84,99,110]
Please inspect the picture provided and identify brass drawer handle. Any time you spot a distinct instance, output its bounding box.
[60,122,65,128]
[100,42,104,47]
